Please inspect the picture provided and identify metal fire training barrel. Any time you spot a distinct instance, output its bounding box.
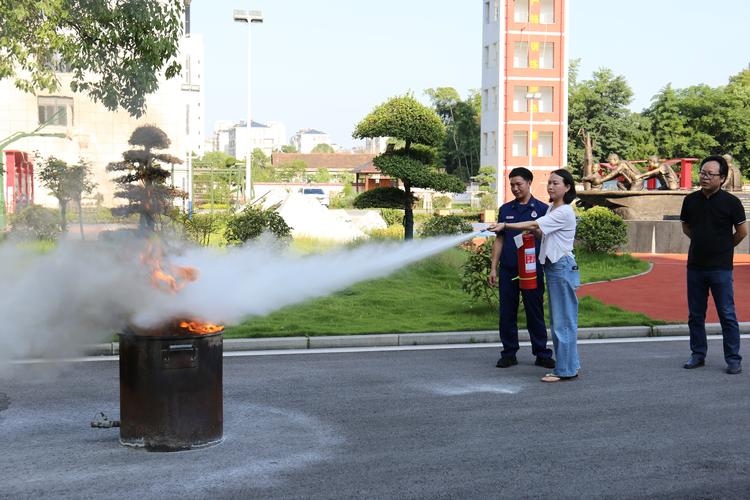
[118,330,223,452]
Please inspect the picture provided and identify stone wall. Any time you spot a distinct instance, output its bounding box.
[621,221,750,254]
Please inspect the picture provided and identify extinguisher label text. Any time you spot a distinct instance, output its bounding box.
[524,248,536,273]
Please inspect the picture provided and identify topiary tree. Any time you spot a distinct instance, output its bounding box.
[106,125,184,233]
[353,187,411,209]
[576,206,628,253]
[353,95,465,239]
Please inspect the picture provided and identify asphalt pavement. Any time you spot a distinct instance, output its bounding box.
[2,338,749,499]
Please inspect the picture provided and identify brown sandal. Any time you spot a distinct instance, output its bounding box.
[541,373,578,383]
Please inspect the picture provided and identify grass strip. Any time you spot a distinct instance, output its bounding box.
[224,249,660,338]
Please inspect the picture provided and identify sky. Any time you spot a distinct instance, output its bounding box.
[191,0,750,149]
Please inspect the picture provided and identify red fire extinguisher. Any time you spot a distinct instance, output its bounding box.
[517,232,537,290]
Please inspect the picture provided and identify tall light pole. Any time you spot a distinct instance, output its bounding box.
[526,91,541,171]
[233,8,263,203]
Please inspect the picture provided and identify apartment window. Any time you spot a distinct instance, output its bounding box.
[538,131,553,157]
[483,45,489,67]
[484,1,490,23]
[539,42,554,69]
[482,89,489,111]
[513,86,529,112]
[540,0,555,24]
[491,86,497,108]
[493,0,500,20]
[37,96,73,126]
[185,56,192,84]
[514,0,529,22]
[45,53,73,73]
[491,131,497,153]
[512,131,528,157]
[513,42,529,68]
[491,42,498,66]
[483,133,489,155]
[538,86,554,112]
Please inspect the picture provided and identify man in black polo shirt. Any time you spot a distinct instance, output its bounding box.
[680,155,748,374]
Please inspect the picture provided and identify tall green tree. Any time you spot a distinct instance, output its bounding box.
[642,84,692,158]
[567,63,656,175]
[353,95,465,239]
[107,125,183,232]
[38,156,73,233]
[425,87,481,181]
[37,155,95,237]
[645,72,750,175]
[0,0,185,117]
[67,159,96,239]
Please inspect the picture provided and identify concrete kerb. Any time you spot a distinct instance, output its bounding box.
[78,323,750,356]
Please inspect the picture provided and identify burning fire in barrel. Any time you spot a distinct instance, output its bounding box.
[117,241,224,452]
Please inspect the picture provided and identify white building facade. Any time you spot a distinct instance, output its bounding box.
[224,120,286,159]
[0,13,205,209]
[291,129,332,154]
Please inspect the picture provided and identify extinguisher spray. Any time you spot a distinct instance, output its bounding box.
[516,232,537,290]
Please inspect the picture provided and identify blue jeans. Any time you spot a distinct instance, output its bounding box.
[544,256,580,377]
[687,269,741,365]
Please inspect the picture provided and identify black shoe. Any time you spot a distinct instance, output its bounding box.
[683,357,705,369]
[496,356,518,368]
[726,364,742,375]
[535,357,556,369]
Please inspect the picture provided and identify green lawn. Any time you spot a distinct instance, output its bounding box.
[224,249,659,338]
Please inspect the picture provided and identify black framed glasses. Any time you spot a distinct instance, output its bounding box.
[698,170,722,178]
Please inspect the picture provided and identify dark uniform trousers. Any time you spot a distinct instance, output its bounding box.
[499,265,551,358]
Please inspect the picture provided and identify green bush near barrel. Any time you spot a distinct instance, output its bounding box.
[419,215,473,237]
[576,206,627,254]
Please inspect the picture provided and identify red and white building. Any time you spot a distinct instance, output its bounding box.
[481,0,568,204]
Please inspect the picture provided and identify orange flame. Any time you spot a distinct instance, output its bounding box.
[179,321,225,334]
[140,240,223,335]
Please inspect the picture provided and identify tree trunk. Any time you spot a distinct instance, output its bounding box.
[582,129,594,190]
[77,199,85,240]
[60,201,68,233]
[403,181,414,240]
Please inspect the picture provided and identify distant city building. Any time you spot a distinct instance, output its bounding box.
[364,137,389,154]
[0,9,204,208]
[291,129,332,153]
[481,0,568,203]
[212,120,234,155]
[224,120,287,159]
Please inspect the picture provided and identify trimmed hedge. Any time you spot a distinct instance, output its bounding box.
[575,206,627,254]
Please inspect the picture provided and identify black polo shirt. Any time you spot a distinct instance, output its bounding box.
[680,189,746,270]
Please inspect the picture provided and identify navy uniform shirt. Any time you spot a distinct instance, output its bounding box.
[497,196,548,269]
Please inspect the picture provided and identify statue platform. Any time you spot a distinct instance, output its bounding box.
[577,189,689,221]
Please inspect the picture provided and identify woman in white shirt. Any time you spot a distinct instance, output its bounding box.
[489,169,580,382]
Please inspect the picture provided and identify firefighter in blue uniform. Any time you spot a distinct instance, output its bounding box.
[488,167,555,368]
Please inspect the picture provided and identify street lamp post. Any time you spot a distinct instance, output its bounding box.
[233,8,263,203]
[525,91,542,171]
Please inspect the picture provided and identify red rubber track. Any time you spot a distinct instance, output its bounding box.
[578,254,750,323]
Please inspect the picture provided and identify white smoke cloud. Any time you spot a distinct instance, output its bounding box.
[0,231,483,362]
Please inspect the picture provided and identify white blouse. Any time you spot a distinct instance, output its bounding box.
[537,204,576,264]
